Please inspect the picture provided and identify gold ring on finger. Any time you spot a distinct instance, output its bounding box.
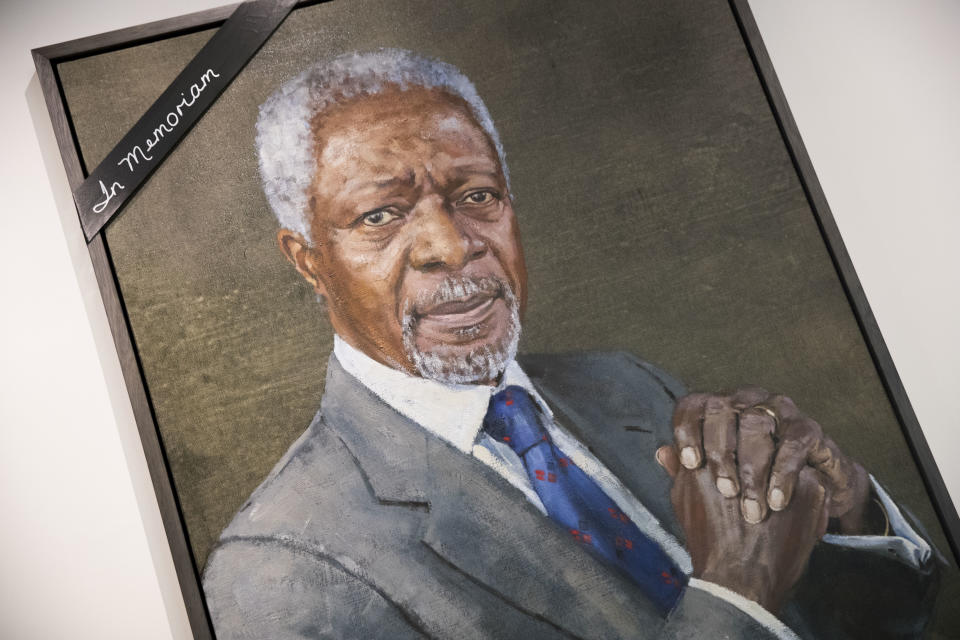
[751,404,779,428]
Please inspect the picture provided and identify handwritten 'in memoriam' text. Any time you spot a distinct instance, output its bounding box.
[116,68,221,172]
[93,67,221,215]
[92,180,125,214]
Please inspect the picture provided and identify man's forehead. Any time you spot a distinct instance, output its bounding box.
[318,119,495,169]
[319,92,487,148]
[313,88,501,186]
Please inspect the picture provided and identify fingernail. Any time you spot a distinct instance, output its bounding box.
[655,448,668,467]
[680,447,700,469]
[716,477,738,497]
[742,498,763,524]
[769,487,786,511]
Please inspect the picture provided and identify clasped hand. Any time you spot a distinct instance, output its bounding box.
[657,387,871,612]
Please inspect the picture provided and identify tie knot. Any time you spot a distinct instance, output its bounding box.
[483,386,549,455]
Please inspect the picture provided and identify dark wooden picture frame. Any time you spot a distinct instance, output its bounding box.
[31,1,960,637]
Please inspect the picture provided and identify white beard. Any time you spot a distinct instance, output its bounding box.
[401,276,521,385]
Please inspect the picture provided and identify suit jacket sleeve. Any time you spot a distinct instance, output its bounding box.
[203,537,427,640]
[662,583,801,639]
[779,504,941,639]
[619,351,941,639]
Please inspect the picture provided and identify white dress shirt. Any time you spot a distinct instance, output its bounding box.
[332,336,930,639]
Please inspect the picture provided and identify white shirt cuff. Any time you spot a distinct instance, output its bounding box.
[821,474,932,567]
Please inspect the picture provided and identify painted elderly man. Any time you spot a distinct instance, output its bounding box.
[203,50,938,639]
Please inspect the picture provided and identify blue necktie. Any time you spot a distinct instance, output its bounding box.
[483,386,686,614]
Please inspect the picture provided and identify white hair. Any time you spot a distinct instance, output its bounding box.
[255,48,510,239]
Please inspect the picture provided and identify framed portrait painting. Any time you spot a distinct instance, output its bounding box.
[33,0,960,637]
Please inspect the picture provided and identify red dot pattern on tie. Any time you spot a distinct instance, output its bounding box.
[570,529,593,545]
[607,507,630,523]
[484,385,686,614]
[534,469,558,483]
[661,571,678,586]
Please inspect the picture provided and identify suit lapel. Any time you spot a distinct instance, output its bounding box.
[420,434,664,639]
[320,356,432,504]
[322,356,665,639]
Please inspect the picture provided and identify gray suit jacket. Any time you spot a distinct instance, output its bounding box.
[203,351,938,639]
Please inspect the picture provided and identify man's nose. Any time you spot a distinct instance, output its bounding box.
[408,196,486,271]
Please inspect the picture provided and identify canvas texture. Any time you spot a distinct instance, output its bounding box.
[57,0,959,634]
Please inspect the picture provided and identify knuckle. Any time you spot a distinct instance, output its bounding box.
[705,449,734,466]
[737,455,762,476]
[803,417,823,440]
[738,466,762,488]
[787,417,823,446]
[731,386,769,409]
[796,466,823,492]
[769,393,799,420]
[704,395,731,415]
[739,411,775,435]
[746,385,769,398]
[769,393,795,410]
[673,393,707,424]
[774,440,808,466]
[672,423,697,442]
[737,446,775,479]
[780,417,817,446]
[679,392,708,408]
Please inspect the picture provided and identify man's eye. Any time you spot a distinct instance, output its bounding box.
[462,190,497,205]
[361,210,399,227]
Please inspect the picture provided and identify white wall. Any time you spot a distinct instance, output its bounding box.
[0,2,226,637]
[748,0,960,514]
[0,1,956,637]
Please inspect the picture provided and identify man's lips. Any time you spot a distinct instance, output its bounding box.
[415,292,501,329]
[421,292,495,317]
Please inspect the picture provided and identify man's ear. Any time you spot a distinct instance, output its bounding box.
[277,228,327,297]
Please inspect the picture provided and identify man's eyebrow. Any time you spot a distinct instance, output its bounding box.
[343,170,416,195]
[449,156,500,174]
[447,167,504,187]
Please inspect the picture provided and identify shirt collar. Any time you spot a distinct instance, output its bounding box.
[332,335,549,453]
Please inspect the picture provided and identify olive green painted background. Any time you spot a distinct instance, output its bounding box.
[58,0,958,634]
